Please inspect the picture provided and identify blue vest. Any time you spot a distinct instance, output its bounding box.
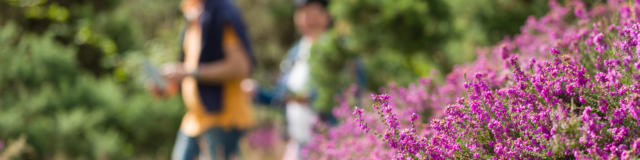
[181,0,255,113]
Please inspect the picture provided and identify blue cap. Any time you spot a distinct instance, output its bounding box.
[295,0,328,8]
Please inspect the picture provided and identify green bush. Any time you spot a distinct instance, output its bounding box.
[309,0,549,113]
[0,0,187,158]
[0,0,297,158]
[0,21,185,159]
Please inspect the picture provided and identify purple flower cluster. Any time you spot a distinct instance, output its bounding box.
[303,79,452,159]
[303,86,395,159]
[246,126,278,149]
[305,0,640,159]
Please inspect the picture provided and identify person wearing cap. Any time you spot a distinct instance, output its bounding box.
[148,0,255,159]
[254,0,367,158]
[257,0,332,159]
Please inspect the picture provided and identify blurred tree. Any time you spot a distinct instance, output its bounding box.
[309,0,549,113]
[235,0,297,86]
[0,0,187,159]
[0,0,551,158]
[0,0,298,158]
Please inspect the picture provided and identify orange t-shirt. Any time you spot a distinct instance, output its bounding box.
[180,23,254,137]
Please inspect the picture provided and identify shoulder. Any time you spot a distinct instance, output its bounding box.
[210,0,247,39]
[223,24,246,50]
[217,0,243,19]
[279,40,302,71]
[286,41,303,59]
[288,41,301,53]
[202,0,242,22]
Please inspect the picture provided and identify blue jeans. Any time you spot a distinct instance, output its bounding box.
[172,128,244,160]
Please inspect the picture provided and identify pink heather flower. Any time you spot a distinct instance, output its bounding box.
[247,127,277,148]
[353,106,369,133]
[621,151,632,159]
[620,5,631,19]
[500,44,510,60]
[575,6,586,19]
[550,48,561,55]
[633,139,640,152]
[306,1,640,159]
[410,112,418,122]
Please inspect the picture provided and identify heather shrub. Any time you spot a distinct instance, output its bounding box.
[306,0,640,159]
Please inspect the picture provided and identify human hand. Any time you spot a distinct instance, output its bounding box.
[146,83,167,99]
[160,63,189,82]
[241,78,256,95]
[146,79,179,99]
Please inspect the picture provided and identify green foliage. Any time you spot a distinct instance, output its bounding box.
[0,0,556,158]
[236,0,297,86]
[0,0,188,159]
[0,21,185,159]
[309,0,549,112]
[0,0,297,158]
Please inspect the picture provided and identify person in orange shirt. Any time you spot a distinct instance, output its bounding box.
[149,0,255,159]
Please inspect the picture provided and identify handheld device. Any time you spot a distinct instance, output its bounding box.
[143,59,167,91]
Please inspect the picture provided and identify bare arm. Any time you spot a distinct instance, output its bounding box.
[195,25,251,84]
